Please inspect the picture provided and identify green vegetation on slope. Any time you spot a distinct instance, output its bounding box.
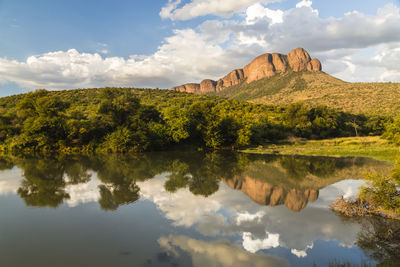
[0,87,393,153]
[215,70,400,115]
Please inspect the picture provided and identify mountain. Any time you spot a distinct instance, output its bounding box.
[171,48,400,115]
[172,47,321,94]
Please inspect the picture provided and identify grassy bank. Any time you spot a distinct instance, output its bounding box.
[241,136,400,162]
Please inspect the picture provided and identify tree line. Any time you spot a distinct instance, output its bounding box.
[0,87,396,153]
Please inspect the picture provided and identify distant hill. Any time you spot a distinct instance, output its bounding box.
[171,48,400,115]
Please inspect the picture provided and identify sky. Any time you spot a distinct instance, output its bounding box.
[0,0,400,96]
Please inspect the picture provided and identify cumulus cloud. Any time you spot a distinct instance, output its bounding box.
[1,2,400,91]
[246,3,284,25]
[160,0,279,21]
[296,0,312,8]
[0,29,237,90]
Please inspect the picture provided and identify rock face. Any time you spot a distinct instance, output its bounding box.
[244,53,289,83]
[307,58,322,72]
[287,47,311,72]
[223,176,319,212]
[172,83,200,94]
[200,79,217,93]
[171,47,322,94]
[216,69,244,91]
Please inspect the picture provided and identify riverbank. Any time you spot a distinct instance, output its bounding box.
[330,196,400,220]
[241,136,400,162]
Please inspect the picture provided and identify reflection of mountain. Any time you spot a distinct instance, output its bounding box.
[221,155,391,211]
[223,176,318,211]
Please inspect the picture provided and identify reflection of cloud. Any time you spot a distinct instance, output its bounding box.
[310,179,365,209]
[0,168,23,196]
[291,243,313,258]
[64,172,102,207]
[139,176,363,255]
[242,231,280,253]
[236,211,265,225]
[158,235,289,267]
[139,176,224,227]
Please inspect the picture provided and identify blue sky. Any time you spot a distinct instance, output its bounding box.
[0,0,400,96]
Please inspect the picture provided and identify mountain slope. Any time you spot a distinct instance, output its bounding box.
[215,71,400,115]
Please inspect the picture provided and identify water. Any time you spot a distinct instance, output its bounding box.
[0,152,398,267]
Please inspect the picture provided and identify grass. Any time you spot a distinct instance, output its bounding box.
[241,136,400,162]
[215,70,400,115]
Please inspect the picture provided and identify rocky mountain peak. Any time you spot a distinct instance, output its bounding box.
[171,48,322,94]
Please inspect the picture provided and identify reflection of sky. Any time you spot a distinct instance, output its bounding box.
[0,168,23,195]
[0,168,102,208]
[138,176,363,258]
[64,172,101,207]
[158,234,290,267]
[310,179,365,209]
[0,167,367,261]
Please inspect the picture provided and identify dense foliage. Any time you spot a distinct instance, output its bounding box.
[0,87,390,152]
[359,164,400,216]
[383,114,400,146]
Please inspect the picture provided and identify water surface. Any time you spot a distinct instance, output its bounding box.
[0,152,398,266]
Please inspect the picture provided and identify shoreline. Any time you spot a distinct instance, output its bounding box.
[240,136,399,162]
[330,196,400,221]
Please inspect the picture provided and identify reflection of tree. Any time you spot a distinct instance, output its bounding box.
[163,152,247,197]
[93,154,165,183]
[0,158,13,170]
[357,216,400,266]
[279,156,310,180]
[17,159,70,208]
[189,176,219,197]
[279,156,360,180]
[15,157,93,208]
[98,183,139,211]
[64,160,91,185]
[164,160,190,193]
[92,154,159,210]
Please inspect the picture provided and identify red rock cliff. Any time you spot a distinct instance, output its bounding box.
[171,47,322,94]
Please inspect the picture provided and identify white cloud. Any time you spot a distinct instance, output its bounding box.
[296,0,312,9]
[0,29,237,90]
[160,0,279,21]
[246,3,284,25]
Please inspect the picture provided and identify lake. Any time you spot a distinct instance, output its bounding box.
[0,152,398,266]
